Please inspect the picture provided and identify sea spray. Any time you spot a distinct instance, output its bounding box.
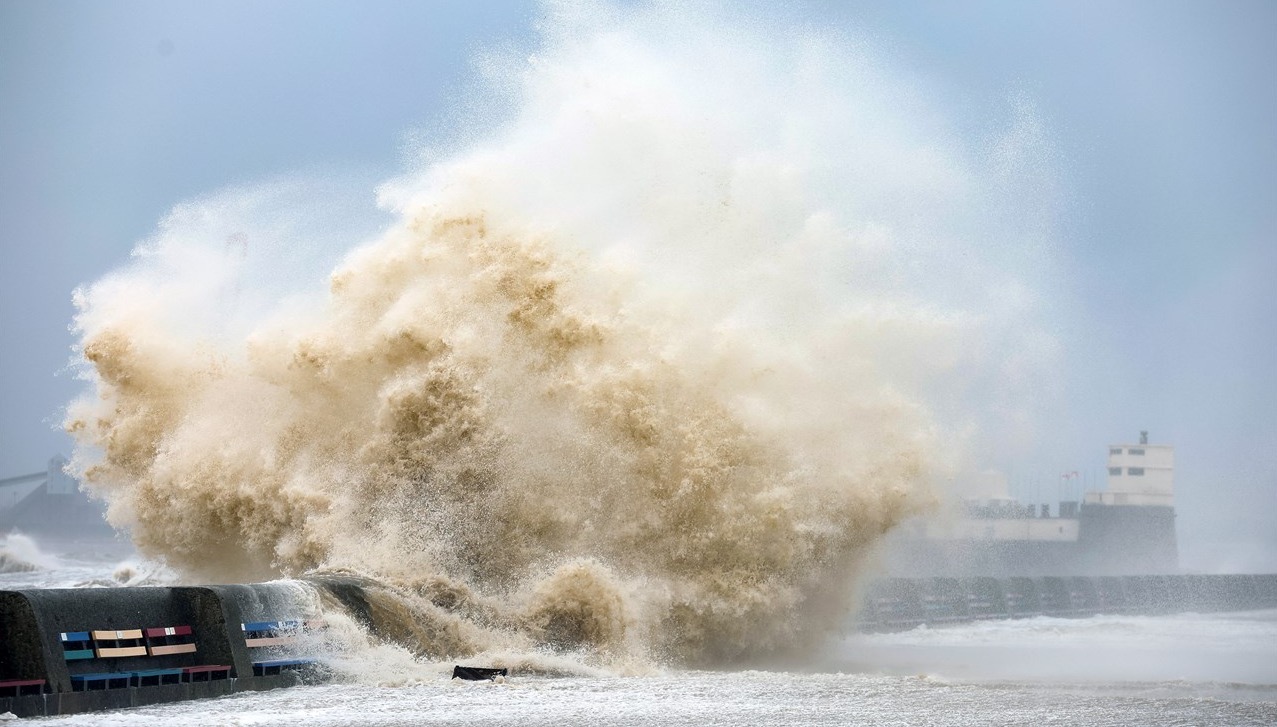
[64,1,1059,669]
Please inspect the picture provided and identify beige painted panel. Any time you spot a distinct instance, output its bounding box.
[92,629,143,640]
[96,646,148,658]
[244,636,295,648]
[149,643,198,656]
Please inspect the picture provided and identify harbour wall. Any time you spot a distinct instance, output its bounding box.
[857,573,1277,631]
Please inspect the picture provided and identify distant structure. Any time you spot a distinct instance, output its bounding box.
[884,432,1179,577]
[1077,430,1178,574]
[1094,429,1174,506]
[0,456,116,540]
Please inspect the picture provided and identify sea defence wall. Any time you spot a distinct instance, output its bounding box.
[0,582,327,718]
[856,573,1277,631]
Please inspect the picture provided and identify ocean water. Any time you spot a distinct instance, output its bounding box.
[4,535,1274,727]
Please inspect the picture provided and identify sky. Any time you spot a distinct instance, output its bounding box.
[1,0,1274,571]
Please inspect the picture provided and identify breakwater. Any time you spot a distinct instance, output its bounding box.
[857,573,1277,631]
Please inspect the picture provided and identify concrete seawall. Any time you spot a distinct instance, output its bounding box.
[0,582,325,718]
[857,573,1277,631]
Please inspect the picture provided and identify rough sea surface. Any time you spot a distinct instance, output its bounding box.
[3,536,1274,727]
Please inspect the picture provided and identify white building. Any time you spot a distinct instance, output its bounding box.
[1085,430,1174,507]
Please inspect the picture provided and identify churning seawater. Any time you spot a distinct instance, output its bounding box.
[30,665,1277,727]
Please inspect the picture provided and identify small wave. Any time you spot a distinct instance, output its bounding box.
[0,553,38,574]
[63,560,179,588]
[0,533,59,572]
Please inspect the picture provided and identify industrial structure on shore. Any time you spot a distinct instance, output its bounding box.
[0,455,115,541]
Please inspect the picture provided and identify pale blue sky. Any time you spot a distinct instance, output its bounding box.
[1,0,1274,569]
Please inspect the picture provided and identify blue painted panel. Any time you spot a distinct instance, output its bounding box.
[131,668,184,677]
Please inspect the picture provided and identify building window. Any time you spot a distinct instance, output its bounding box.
[1108,467,1121,476]
[1128,448,1145,456]
[1128,467,1145,476]
[1109,447,1122,455]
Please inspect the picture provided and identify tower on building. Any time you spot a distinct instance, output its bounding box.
[1078,431,1179,574]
